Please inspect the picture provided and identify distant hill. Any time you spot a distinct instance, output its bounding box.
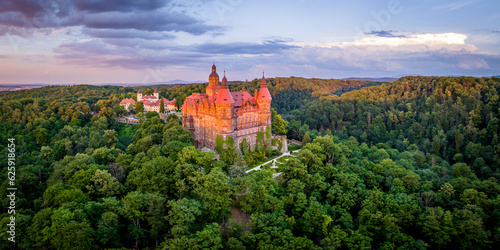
[341,77,398,82]
[158,79,206,85]
[0,84,47,92]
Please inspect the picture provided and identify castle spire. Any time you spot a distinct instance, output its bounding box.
[221,71,227,87]
[215,71,233,104]
[256,72,272,101]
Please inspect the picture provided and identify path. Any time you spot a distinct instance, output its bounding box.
[245,150,301,173]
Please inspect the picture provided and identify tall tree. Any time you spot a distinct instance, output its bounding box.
[160,98,165,113]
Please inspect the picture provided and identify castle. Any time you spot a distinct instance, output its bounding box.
[182,64,272,150]
[119,89,176,113]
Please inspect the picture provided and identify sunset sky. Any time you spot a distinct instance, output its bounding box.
[0,0,499,84]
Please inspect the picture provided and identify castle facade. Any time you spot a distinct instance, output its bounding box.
[182,65,272,150]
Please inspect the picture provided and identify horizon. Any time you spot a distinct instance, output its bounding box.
[1,0,499,84]
[2,74,500,87]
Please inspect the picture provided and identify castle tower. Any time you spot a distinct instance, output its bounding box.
[137,89,143,102]
[215,72,235,137]
[256,73,272,127]
[154,89,159,99]
[206,64,220,96]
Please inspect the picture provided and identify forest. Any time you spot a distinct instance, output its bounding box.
[0,76,499,249]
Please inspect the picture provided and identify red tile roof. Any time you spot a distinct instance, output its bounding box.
[231,91,255,107]
[215,76,234,104]
[120,98,136,104]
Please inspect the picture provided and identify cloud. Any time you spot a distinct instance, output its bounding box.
[457,56,489,70]
[0,0,46,19]
[193,40,298,55]
[0,0,223,36]
[287,33,488,73]
[365,30,406,38]
[53,31,493,78]
[435,0,478,11]
[53,39,208,69]
[82,28,175,40]
[81,11,221,34]
[73,0,170,13]
[52,37,300,72]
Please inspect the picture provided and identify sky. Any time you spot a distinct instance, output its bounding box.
[0,0,499,84]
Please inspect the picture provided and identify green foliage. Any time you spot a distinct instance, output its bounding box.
[167,198,202,237]
[160,98,165,113]
[194,168,233,221]
[135,101,144,113]
[1,77,499,249]
[302,132,311,144]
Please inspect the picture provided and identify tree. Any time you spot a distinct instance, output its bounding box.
[239,138,249,155]
[87,169,122,198]
[160,98,165,113]
[135,101,144,113]
[47,207,96,250]
[175,98,183,111]
[167,198,202,237]
[92,147,118,165]
[287,119,301,140]
[126,156,177,196]
[122,191,166,248]
[96,212,121,247]
[196,223,224,249]
[163,122,193,145]
[215,135,224,154]
[228,152,248,179]
[272,114,288,135]
[419,207,455,247]
[194,168,233,220]
[34,127,49,144]
[40,145,54,160]
[128,103,136,114]
[302,132,311,145]
[219,137,238,166]
[102,130,118,148]
[113,104,126,116]
[465,142,484,162]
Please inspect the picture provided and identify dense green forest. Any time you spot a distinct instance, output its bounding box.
[0,76,499,249]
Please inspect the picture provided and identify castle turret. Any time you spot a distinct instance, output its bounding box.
[206,64,220,96]
[215,72,235,135]
[154,88,159,99]
[256,73,272,127]
[137,89,143,102]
